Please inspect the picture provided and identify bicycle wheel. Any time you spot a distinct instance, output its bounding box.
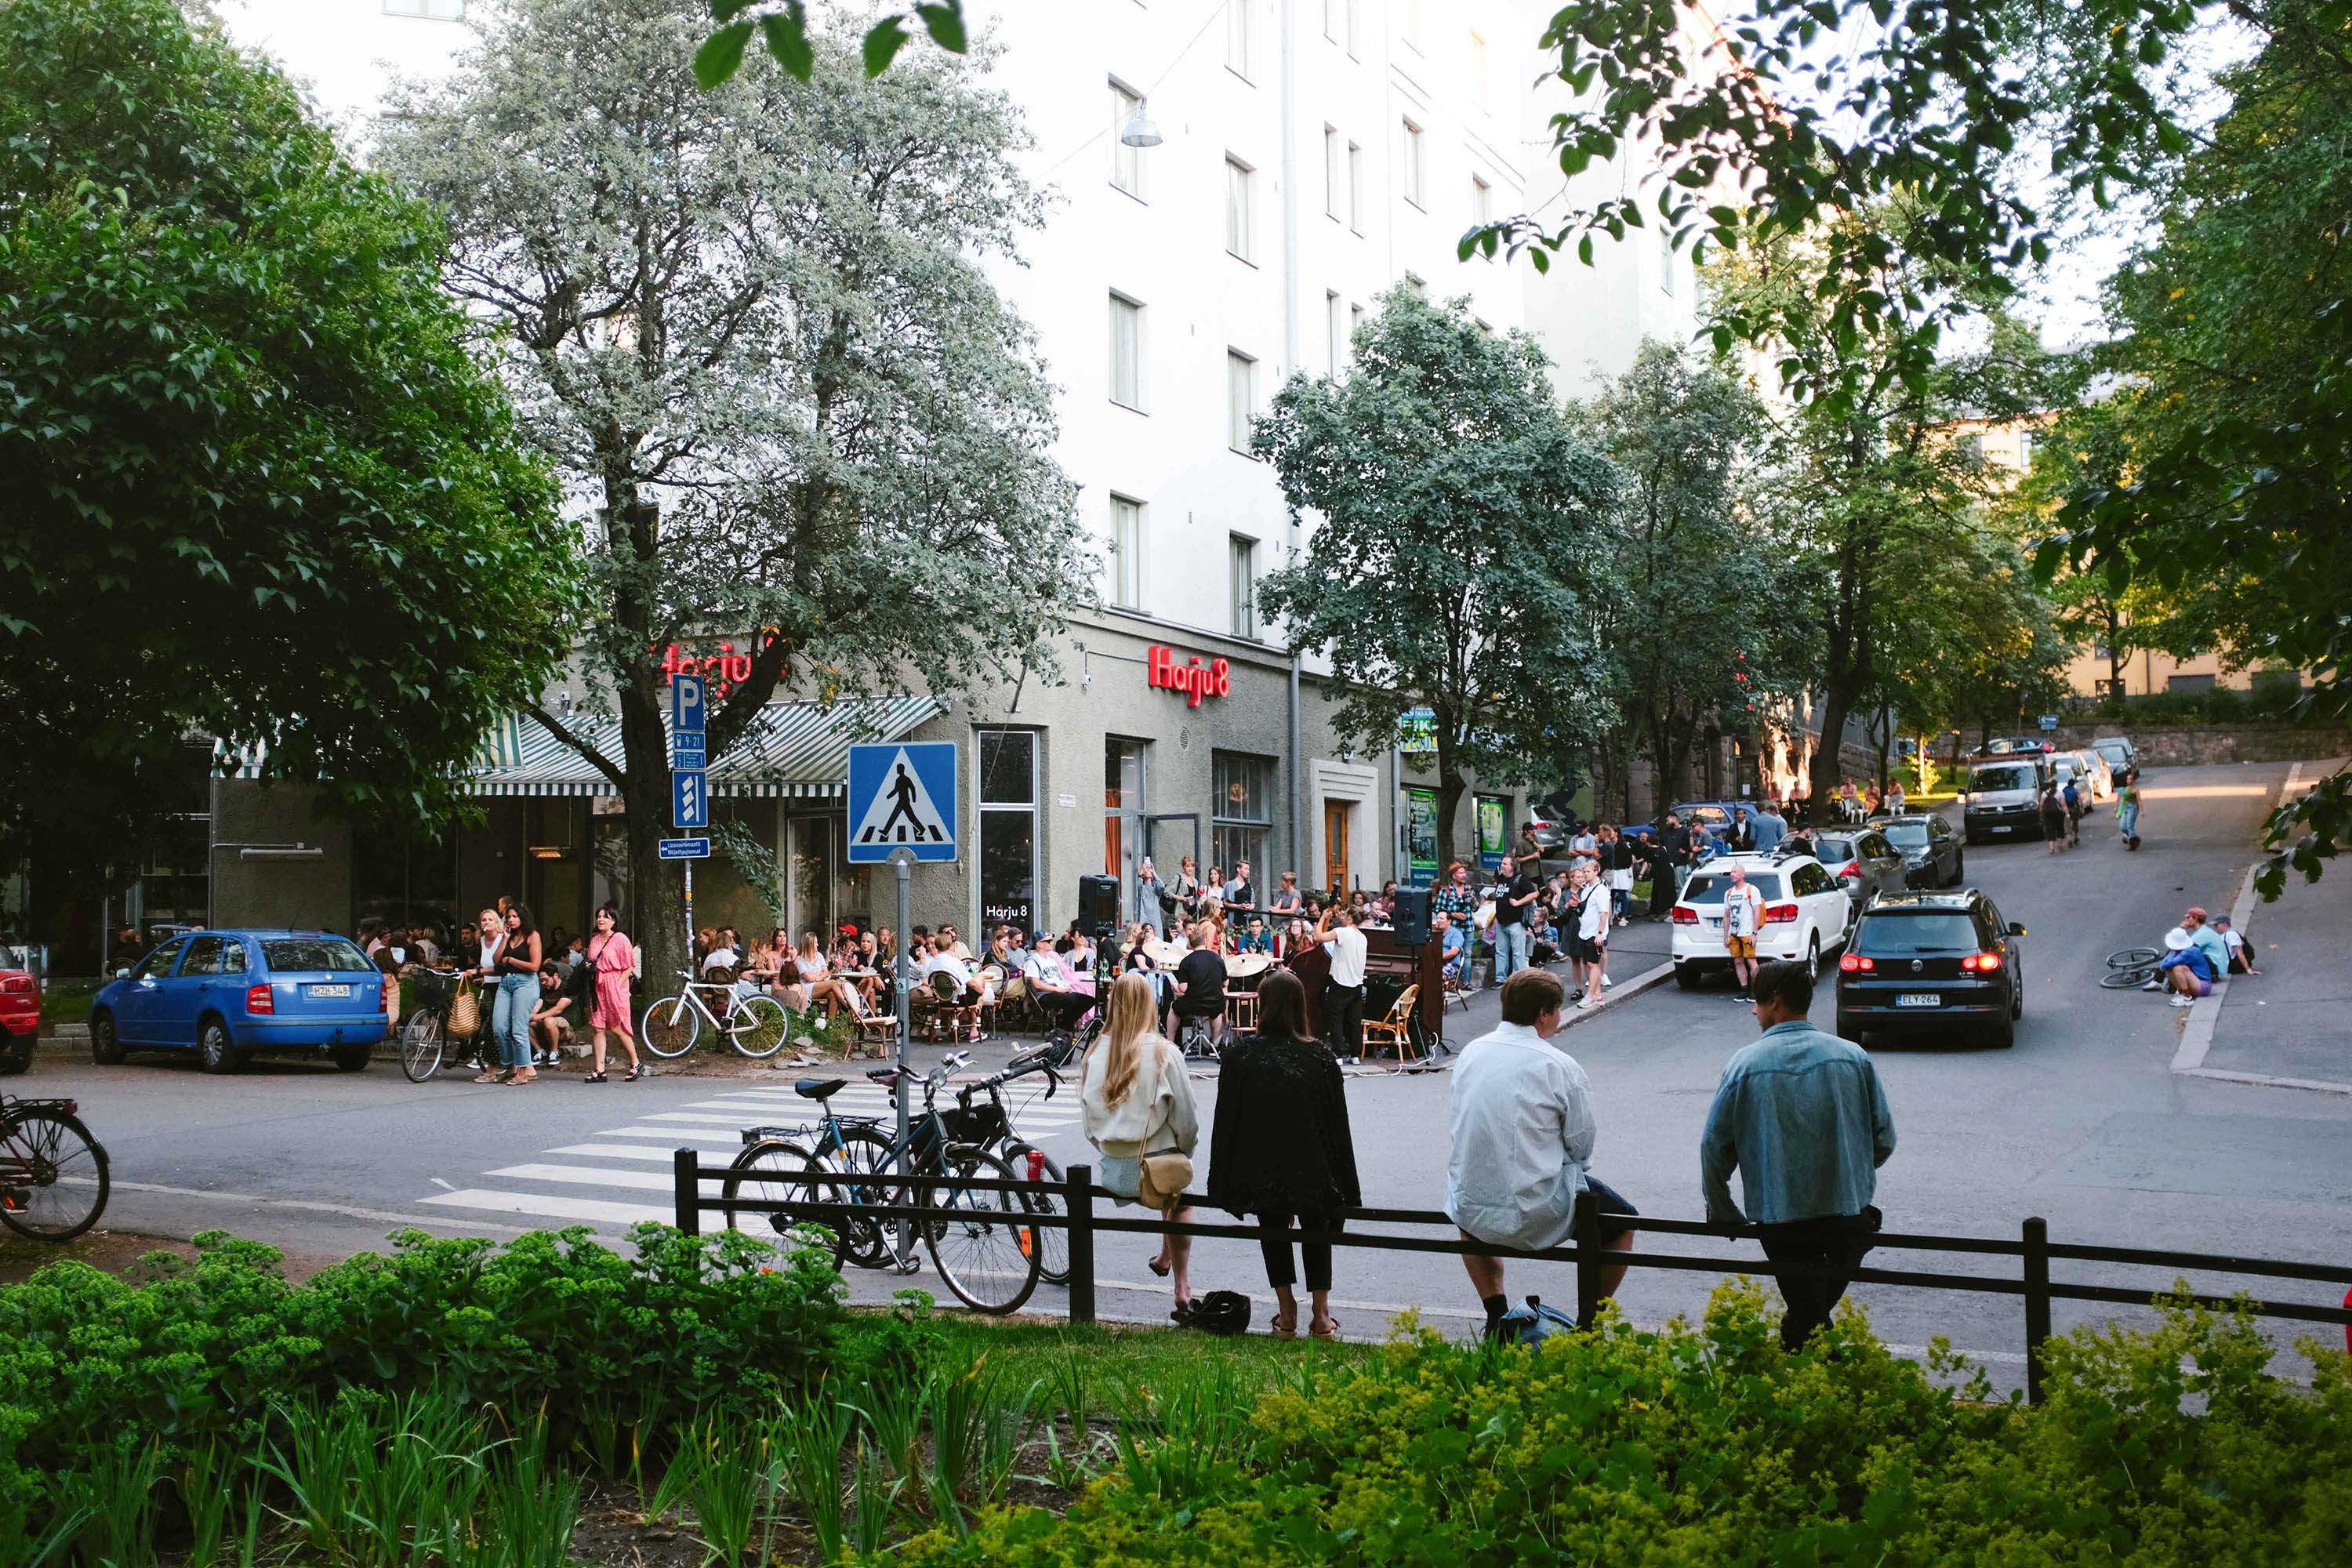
[2107,947,2162,968]
[723,1138,816,1247]
[1004,1142,1069,1286]
[823,1126,902,1269]
[640,994,702,1059]
[728,995,791,1059]
[399,1008,445,1082]
[2100,966,2160,989]
[0,1111,110,1241]
[922,1146,1042,1315]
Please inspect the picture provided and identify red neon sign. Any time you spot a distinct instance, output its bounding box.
[654,633,781,699]
[1147,644,1230,707]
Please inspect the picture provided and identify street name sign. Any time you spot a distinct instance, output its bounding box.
[658,838,710,860]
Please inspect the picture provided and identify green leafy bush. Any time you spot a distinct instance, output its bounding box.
[0,1225,841,1543]
[889,1284,2352,1567]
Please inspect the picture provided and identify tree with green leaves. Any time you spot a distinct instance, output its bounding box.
[0,0,568,942]
[377,0,1086,989]
[1705,212,2050,823]
[694,0,967,88]
[1253,289,1621,854]
[2048,2,2352,891]
[1566,340,1806,820]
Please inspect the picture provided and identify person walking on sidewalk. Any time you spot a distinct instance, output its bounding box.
[583,903,640,1083]
[1447,969,1639,1337]
[1699,960,1896,1352]
[2115,778,2142,849]
[1208,969,1360,1341]
[1720,863,1765,1001]
[1082,971,1204,1320]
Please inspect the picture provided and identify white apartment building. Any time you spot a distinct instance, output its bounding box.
[202,0,1704,949]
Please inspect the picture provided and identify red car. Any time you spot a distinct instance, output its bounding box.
[0,957,38,1075]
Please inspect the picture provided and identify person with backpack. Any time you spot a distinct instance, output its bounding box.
[1700,960,1897,1352]
[2039,782,2070,855]
[1207,969,1359,1341]
[2061,773,2085,847]
[1446,969,1638,1339]
[1719,862,1766,1002]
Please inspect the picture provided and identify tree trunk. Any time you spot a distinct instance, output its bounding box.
[1808,677,1864,829]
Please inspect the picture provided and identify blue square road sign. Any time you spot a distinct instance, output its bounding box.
[847,742,957,863]
[673,768,710,830]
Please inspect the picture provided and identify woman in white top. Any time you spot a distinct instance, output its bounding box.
[1082,971,1203,1317]
[793,931,862,1020]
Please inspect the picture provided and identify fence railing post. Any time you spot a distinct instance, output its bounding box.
[2023,1215,2051,1405]
[674,1148,701,1236]
[1065,1163,1096,1325]
[1573,1188,1602,1330]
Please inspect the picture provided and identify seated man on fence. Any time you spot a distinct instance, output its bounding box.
[1446,969,1638,1337]
[1700,959,1897,1352]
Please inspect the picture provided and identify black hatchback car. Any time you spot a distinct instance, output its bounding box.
[1835,891,2027,1047]
[1876,814,1963,887]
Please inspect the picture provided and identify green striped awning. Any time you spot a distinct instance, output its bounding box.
[463,695,942,799]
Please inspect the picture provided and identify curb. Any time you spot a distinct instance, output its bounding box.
[2169,762,2352,1096]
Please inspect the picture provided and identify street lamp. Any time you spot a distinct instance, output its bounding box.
[1120,97,1163,147]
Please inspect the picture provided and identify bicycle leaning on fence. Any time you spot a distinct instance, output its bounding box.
[640,970,791,1060]
[720,1049,1050,1314]
[0,1094,108,1241]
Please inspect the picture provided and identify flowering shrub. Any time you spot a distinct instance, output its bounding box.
[893,1283,2352,1567]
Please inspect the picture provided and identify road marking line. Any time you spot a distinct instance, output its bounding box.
[417,1189,669,1225]
[485,1163,726,1194]
[595,1126,753,1144]
[635,1111,785,1125]
[549,1143,717,1163]
[89,1178,536,1235]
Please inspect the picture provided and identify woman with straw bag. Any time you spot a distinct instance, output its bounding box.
[1080,971,1203,1322]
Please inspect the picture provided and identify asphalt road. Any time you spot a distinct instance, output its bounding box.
[24,762,2350,1389]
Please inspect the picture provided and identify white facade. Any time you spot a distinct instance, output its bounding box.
[214,0,1703,653]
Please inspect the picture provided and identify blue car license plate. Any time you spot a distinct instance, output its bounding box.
[1895,993,1938,1007]
[309,983,352,999]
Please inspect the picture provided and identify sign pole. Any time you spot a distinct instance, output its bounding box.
[889,845,914,1265]
[682,857,694,980]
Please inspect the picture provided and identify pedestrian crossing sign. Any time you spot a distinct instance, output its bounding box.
[847,742,957,863]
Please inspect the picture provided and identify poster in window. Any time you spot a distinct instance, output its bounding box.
[1406,789,1440,886]
[1475,794,1508,871]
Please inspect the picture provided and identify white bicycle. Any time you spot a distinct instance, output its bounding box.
[640,971,792,1060]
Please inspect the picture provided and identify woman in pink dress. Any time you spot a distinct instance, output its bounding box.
[585,903,641,1083]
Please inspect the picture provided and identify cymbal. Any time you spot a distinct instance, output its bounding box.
[1224,953,1273,977]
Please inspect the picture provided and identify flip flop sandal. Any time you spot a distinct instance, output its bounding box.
[1146,1255,1171,1278]
[1310,1316,1341,1341]
[584,1072,608,1083]
[622,1066,642,1082]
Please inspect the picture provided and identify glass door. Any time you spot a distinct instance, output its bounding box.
[1105,738,1148,920]
[1144,813,1199,936]
[1323,801,1352,894]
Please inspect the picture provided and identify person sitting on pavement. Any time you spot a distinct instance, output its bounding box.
[2182,906,2230,977]
[2158,925,2218,1007]
[1700,959,1896,1352]
[2211,914,2258,975]
[1447,968,1638,1338]
[530,958,590,1066]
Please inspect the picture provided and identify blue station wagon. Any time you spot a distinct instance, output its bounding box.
[90,931,387,1073]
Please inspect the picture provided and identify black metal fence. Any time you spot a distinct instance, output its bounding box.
[670,1151,2352,1405]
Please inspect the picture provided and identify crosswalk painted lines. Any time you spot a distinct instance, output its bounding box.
[419,1076,1086,1232]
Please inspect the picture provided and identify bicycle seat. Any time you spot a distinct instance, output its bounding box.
[794,1077,847,1100]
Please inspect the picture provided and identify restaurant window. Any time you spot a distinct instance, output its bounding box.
[978,730,1039,936]
[1105,737,1148,917]
[1213,751,1273,881]
[353,822,458,942]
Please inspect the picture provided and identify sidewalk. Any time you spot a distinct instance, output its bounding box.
[2175,759,2352,1094]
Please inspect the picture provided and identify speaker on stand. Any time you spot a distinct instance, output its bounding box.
[1392,887,1432,947]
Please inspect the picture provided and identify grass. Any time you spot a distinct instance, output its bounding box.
[908,1316,1380,1415]
[39,978,100,1027]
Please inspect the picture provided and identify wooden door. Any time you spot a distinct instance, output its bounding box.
[1323,801,1350,893]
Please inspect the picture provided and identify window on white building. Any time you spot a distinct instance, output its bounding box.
[1109,81,1145,199]
[1323,127,1341,219]
[1471,174,1492,254]
[1213,751,1274,874]
[1227,0,1252,78]
[1403,271,1426,297]
[1326,290,1345,375]
[1350,302,1365,344]
[1108,495,1144,607]
[1225,157,1254,262]
[1346,0,1362,58]
[1400,119,1425,208]
[1661,227,1675,295]
[1229,537,1258,638]
[384,0,464,15]
[1347,141,1364,232]
[1469,30,1490,110]
[1323,0,1342,42]
[1227,350,1258,452]
[1109,293,1146,410]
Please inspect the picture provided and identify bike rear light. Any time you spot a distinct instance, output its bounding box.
[1671,906,1699,925]
[1762,902,1800,924]
[246,984,274,1014]
[1840,953,1874,972]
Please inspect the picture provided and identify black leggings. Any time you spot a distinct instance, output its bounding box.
[1257,1212,1344,1292]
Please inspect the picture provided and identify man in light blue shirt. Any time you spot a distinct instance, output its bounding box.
[1700,959,1896,1351]
[1751,802,1788,855]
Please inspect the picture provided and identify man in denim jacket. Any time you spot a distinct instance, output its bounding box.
[1700,960,1897,1351]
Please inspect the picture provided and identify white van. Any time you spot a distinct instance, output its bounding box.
[1961,757,2050,844]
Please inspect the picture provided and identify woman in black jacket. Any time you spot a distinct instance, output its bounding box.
[1207,968,1361,1340]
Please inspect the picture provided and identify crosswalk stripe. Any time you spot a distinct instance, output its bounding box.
[419,1189,670,1225]
[594,1126,753,1145]
[636,1111,792,1126]
[549,1143,718,1163]
[485,1163,728,1195]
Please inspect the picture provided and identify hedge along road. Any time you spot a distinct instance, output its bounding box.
[25,764,2352,1389]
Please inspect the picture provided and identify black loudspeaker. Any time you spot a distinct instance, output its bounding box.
[1392,887,1432,946]
[1077,874,1120,935]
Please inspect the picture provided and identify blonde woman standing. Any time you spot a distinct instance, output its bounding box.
[1082,971,1203,1320]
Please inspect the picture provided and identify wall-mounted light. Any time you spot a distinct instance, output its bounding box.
[237,845,324,862]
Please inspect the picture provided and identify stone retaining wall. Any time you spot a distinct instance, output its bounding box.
[2046,724,2352,768]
